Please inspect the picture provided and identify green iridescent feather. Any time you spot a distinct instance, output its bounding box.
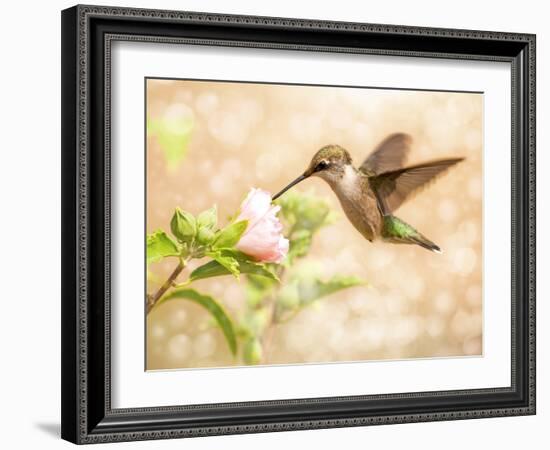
[381,215,441,253]
[382,215,418,239]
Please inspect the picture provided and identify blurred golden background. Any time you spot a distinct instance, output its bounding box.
[146,78,483,370]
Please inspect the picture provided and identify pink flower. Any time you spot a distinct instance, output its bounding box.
[235,188,289,263]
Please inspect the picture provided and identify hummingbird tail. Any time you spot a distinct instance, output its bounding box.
[409,235,442,254]
[382,215,442,253]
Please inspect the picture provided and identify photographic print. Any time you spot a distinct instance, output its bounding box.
[145,78,483,371]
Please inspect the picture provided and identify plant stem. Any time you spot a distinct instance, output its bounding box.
[261,310,277,364]
[261,266,286,364]
[147,259,186,314]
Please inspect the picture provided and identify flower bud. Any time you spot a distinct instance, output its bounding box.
[170,208,196,244]
[197,206,217,230]
[196,227,215,246]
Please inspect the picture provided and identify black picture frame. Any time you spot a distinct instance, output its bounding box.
[61,4,536,444]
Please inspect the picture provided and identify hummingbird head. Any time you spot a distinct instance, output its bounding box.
[272,145,353,200]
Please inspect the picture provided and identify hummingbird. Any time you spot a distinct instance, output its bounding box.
[272,133,464,253]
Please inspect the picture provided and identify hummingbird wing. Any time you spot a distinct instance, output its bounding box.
[359,133,412,175]
[371,158,464,214]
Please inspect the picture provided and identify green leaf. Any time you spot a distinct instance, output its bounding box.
[158,288,237,355]
[240,307,271,337]
[170,208,196,243]
[276,283,301,310]
[276,190,336,235]
[197,206,217,230]
[285,229,312,265]
[243,338,263,365]
[244,274,277,307]
[212,220,248,249]
[298,275,365,306]
[146,230,180,265]
[148,114,194,171]
[206,251,240,279]
[190,250,279,282]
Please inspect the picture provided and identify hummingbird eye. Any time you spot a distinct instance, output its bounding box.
[316,160,329,171]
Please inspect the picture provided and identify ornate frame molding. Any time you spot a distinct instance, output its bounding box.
[61,4,536,444]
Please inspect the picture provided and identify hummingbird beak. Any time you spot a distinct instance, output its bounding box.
[272,173,309,201]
